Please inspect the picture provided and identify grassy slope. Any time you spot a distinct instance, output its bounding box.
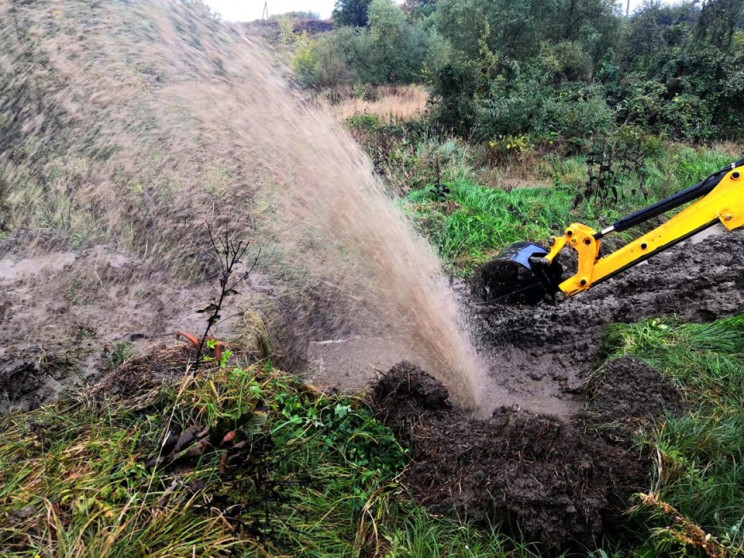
[0,1,267,279]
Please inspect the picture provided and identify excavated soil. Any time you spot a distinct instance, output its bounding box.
[471,226,744,418]
[372,361,680,551]
[367,228,744,550]
[580,356,684,427]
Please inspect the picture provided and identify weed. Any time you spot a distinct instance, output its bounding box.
[193,224,260,368]
[0,363,537,557]
[106,341,134,369]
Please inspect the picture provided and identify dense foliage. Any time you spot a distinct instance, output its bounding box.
[298,0,744,143]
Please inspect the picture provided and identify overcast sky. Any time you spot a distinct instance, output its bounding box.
[204,0,664,23]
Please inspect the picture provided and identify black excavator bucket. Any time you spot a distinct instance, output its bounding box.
[473,241,563,304]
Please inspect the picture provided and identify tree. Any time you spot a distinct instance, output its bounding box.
[402,0,438,18]
[333,0,373,27]
[368,0,409,82]
[697,0,744,48]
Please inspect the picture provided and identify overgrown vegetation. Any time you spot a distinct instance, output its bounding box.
[286,0,743,275]
[0,360,539,557]
[604,315,744,556]
[295,0,744,143]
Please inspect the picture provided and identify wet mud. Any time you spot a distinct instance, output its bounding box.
[372,361,680,551]
[472,227,744,418]
[367,228,743,549]
[581,356,684,428]
[0,237,259,414]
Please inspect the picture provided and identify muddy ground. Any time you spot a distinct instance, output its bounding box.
[470,226,744,418]
[3,225,743,416]
[372,360,679,550]
[363,225,742,550]
[0,234,263,414]
[2,224,743,549]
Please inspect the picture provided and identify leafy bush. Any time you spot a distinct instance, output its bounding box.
[293,34,354,89]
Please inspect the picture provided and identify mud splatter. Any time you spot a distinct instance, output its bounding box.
[0,241,256,414]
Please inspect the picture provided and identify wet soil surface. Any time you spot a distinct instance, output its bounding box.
[0,237,258,414]
[580,356,684,428]
[372,361,681,551]
[470,227,744,418]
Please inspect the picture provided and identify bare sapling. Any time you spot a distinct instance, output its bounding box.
[193,223,260,370]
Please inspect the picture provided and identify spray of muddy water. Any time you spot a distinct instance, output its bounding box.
[218,45,487,408]
[0,1,492,410]
[122,10,490,407]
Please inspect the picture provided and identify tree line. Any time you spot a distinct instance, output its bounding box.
[294,0,744,142]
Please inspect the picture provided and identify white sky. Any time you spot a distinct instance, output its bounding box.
[204,0,663,23]
[205,0,336,21]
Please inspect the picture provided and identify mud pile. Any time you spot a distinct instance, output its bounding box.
[372,361,682,550]
[581,356,684,427]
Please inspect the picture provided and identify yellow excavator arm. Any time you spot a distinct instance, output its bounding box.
[544,161,744,297]
[475,159,744,303]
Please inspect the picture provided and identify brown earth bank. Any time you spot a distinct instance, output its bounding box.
[371,360,682,551]
[0,233,265,414]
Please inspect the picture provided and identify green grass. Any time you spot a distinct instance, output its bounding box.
[603,315,744,556]
[404,180,574,272]
[403,142,740,276]
[0,362,539,558]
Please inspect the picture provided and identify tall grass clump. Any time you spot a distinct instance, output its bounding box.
[603,314,744,556]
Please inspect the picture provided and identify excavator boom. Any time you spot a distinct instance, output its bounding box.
[476,159,744,302]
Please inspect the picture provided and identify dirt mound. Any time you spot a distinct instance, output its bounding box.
[582,356,684,427]
[89,345,193,401]
[372,361,451,420]
[373,363,654,550]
